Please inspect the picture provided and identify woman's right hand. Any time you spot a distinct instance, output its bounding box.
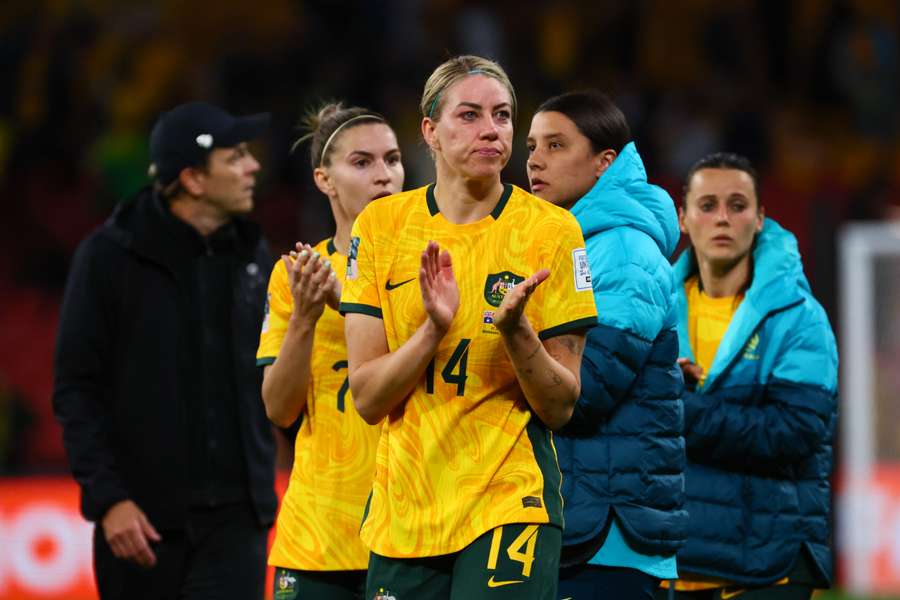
[419,240,459,333]
[284,243,335,326]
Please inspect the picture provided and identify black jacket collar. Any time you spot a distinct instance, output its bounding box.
[101,186,263,270]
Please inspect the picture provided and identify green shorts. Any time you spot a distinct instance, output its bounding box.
[273,567,366,600]
[366,523,561,600]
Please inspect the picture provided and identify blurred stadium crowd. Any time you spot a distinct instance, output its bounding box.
[0,0,898,474]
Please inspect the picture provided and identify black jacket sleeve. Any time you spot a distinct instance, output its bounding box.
[52,237,130,522]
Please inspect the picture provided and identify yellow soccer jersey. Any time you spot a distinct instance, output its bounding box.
[340,183,598,558]
[257,238,380,571]
[685,275,744,388]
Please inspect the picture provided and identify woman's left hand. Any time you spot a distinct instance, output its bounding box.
[677,357,704,383]
[493,269,550,334]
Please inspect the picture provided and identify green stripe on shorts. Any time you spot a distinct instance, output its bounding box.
[526,418,564,528]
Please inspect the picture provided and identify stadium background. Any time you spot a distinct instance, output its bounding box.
[1,0,898,598]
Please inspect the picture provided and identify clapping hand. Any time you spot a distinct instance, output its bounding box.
[493,269,550,334]
[283,243,338,324]
[419,241,459,333]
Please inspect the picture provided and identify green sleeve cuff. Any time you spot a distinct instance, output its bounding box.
[339,302,383,319]
[538,316,598,341]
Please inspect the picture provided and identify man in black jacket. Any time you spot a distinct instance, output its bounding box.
[53,102,277,599]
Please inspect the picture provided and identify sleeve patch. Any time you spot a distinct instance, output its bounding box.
[346,236,361,280]
[261,293,271,333]
[573,248,592,291]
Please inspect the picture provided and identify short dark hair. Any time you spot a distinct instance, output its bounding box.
[152,155,211,201]
[684,152,760,200]
[535,91,631,154]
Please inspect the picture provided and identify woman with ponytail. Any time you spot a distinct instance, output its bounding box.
[661,153,837,600]
[256,102,404,599]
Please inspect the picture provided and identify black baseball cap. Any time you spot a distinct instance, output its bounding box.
[148,101,270,185]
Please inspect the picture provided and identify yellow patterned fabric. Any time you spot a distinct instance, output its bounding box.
[340,183,598,558]
[685,275,743,388]
[257,237,380,571]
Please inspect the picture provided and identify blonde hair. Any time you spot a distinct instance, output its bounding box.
[420,55,517,122]
[293,101,386,169]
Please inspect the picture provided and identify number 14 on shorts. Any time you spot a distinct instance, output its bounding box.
[466,522,561,598]
[485,525,538,587]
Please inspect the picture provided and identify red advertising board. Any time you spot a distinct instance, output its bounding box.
[17,469,900,597]
[0,475,289,600]
[0,478,95,599]
[835,464,900,595]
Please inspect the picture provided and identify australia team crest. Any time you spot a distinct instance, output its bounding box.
[484,271,525,307]
[742,333,761,360]
[274,570,297,599]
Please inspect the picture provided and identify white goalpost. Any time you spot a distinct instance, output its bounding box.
[838,221,900,595]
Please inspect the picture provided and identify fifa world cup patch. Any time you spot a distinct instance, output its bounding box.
[572,248,592,291]
[347,236,361,280]
[484,271,526,307]
[373,587,398,600]
[261,294,271,333]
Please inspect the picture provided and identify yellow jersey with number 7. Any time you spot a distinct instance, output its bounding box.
[340,184,598,558]
[257,237,380,570]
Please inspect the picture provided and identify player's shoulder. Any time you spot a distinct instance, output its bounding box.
[313,237,335,256]
[504,184,582,232]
